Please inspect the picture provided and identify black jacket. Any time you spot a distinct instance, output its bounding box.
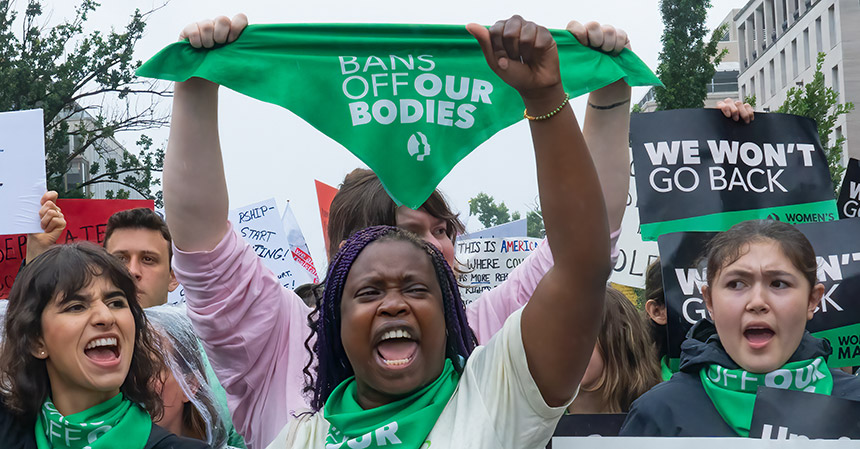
[620,319,860,436]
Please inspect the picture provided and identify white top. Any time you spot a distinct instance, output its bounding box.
[267,308,573,449]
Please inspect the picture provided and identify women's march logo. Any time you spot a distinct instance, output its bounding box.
[407,132,431,161]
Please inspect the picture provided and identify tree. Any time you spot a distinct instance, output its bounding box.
[468,192,544,238]
[776,53,854,196]
[654,0,726,110]
[0,0,169,204]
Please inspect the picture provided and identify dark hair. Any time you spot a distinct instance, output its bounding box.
[104,208,173,264]
[0,242,165,419]
[644,258,668,359]
[326,169,465,261]
[589,287,661,413]
[705,220,817,289]
[303,226,476,411]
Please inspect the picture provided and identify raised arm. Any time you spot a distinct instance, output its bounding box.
[468,16,610,407]
[25,191,66,263]
[569,21,632,232]
[164,14,247,252]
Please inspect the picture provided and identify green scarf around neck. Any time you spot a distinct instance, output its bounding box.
[137,23,661,209]
[660,356,674,382]
[699,356,833,437]
[35,393,151,449]
[324,358,459,449]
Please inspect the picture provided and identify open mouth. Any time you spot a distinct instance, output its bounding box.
[84,337,120,364]
[376,329,418,368]
[743,327,775,349]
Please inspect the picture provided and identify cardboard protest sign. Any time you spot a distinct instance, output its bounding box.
[139,24,661,209]
[230,198,306,290]
[282,202,320,284]
[316,180,339,260]
[750,388,860,439]
[795,219,860,367]
[611,158,659,288]
[659,220,860,369]
[455,236,542,304]
[837,158,860,219]
[631,110,837,241]
[0,109,47,235]
[658,231,717,371]
[0,199,154,299]
[461,218,527,239]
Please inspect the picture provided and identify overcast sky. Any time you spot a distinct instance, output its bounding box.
[37,0,744,270]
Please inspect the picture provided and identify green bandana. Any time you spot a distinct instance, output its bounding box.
[699,356,833,437]
[660,356,674,382]
[35,394,151,449]
[137,23,661,209]
[324,358,459,449]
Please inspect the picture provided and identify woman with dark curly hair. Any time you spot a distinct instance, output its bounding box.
[0,242,209,449]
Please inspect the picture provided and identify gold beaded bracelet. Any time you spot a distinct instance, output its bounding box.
[523,92,570,121]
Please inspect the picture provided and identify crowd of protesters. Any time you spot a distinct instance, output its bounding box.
[0,11,856,449]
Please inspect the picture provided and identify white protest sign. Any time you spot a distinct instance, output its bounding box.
[609,159,659,289]
[0,109,47,235]
[231,198,306,289]
[551,437,857,449]
[455,236,542,304]
[281,202,321,285]
[462,218,528,239]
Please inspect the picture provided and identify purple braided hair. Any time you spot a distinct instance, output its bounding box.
[302,225,476,411]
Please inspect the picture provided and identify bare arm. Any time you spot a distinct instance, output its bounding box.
[469,16,610,407]
[164,15,247,252]
[569,21,632,232]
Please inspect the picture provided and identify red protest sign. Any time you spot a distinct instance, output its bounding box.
[0,199,154,299]
[315,180,339,260]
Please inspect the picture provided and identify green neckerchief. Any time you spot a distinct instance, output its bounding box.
[35,393,151,449]
[137,23,661,209]
[324,358,459,449]
[660,356,674,382]
[699,356,833,437]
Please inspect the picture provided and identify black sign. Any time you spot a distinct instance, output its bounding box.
[837,158,860,219]
[750,387,860,439]
[548,414,626,447]
[631,110,835,240]
[658,231,717,363]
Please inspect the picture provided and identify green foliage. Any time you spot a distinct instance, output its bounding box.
[655,0,727,110]
[776,53,854,196]
[468,192,545,238]
[0,0,168,204]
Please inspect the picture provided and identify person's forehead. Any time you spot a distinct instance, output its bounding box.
[105,227,170,254]
[718,241,799,275]
[346,240,435,282]
[395,206,444,227]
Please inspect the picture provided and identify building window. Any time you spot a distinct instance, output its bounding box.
[769,60,776,97]
[760,68,766,99]
[815,18,823,53]
[791,38,799,78]
[65,159,88,193]
[828,5,838,48]
[780,50,787,87]
[751,76,757,101]
[803,28,811,69]
[832,65,840,102]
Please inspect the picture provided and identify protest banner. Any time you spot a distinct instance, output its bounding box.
[551,414,626,439]
[0,199,154,299]
[282,201,320,284]
[0,109,47,235]
[750,388,860,440]
[836,158,860,219]
[551,437,856,448]
[139,24,661,209]
[659,219,860,369]
[631,109,837,241]
[795,219,860,367]
[230,198,306,290]
[316,179,339,260]
[461,218,527,240]
[610,159,659,288]
[658,231,717,371]
[455,236,542,304]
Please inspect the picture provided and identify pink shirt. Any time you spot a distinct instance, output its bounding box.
[173,225,620,449]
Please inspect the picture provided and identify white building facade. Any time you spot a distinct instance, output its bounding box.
[735,0,859,161]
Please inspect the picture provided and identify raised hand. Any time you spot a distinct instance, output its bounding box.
[179,13,248,48]
[467,16,562,103]
[26,191,66,263]
[566,20,630,55]
[717,97,755,124]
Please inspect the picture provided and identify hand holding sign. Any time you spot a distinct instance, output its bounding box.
[179,13,247,47]
[26,191,67,263]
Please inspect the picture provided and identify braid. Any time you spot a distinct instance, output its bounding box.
[305,225,476,411]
